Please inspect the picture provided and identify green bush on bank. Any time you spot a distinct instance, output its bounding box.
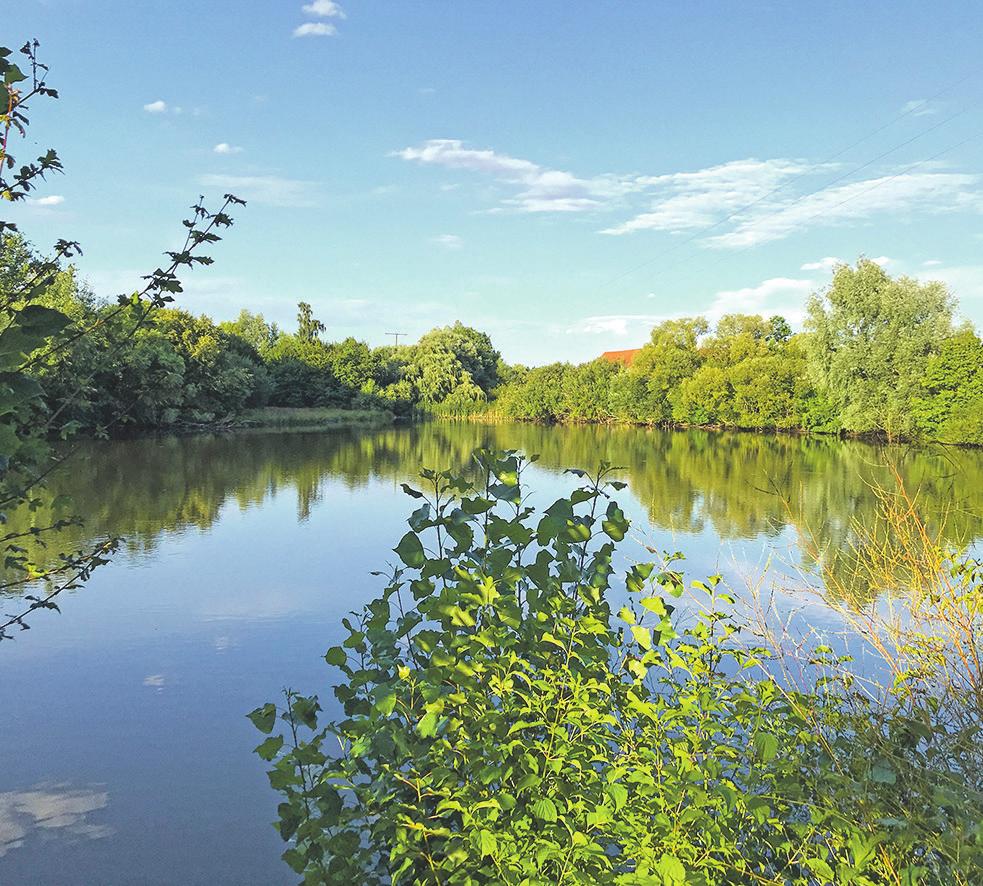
[491,261,983,445]
[250,450,983,884]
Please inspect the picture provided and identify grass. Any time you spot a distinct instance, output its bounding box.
[238,406,395,429]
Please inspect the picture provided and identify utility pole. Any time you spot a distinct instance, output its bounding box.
[386,331,407,347]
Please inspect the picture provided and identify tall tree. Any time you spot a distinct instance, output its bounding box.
[804,259,954,440]
[297,301,325,343]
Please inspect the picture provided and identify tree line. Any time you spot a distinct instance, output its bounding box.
[3,232,502,430]
[493,259,983,445]
[8,232,982,445]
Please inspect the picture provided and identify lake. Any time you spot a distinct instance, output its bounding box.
[1,422,981,884]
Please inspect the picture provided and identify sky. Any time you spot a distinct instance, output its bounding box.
[6,0,983,364]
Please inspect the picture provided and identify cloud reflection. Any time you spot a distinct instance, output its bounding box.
[0,784,112,857]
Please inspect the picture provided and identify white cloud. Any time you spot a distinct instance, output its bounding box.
[705,172,981,249]
[293,22,337,37]
[704,276,815,325]
[915,264,983,305]
[869,255,894,267]
[800,256,843,271]
[432,234,463,249]
[395,138,633,213]
[143,100,167,113]
[923,259,943,267]
[568,314,670,336]
[302,0,346,16]
[143,674,165,688]
[901,99,938,117]
[602,158,816,235]
[28,194,65,207]
[570,276,817,338]
[213,143,243,155]
[198,174,319,207]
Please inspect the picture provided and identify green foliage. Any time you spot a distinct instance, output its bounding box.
[0,40,244,638]
[491,266,979,445]
[405,322,501,412]
[252,450,983,884]
[804,260,954,440]
[911,329,983,445]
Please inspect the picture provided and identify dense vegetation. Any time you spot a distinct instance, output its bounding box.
[493,261,983,445]
[13,238,983,445]
[251,450,983,883]
[2,232,504,431]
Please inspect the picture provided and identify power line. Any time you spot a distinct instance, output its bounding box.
[386,331,407,347]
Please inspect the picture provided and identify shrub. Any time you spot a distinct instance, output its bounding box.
[251,451,982,884]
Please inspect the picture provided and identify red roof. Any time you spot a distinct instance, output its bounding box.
[600,348,641,366]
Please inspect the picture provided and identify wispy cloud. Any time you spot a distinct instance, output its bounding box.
[601,159,815,235]
[143,100,167,113]
[213,143,244,155]
[293,22,337,37]
[432,234,463,249]
[303,0,345,16]
[704,276,815,324]
[27,194,65,207]
[395,139,633,213]
[198,174,319,208]
[568,314,668,337]
[397,138,983,247]
[705,172,981,249]
[901,99,938,117]
[570,276,817,338]
[923,259,943,267]
[800,256,843,271]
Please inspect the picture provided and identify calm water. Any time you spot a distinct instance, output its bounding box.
[1,423,981,884]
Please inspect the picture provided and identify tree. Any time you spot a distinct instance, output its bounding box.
[296,301,325,343]
[630,317,707,423]
[0,41,243,638]
[220,309,279,355]
[911,328,983,445]
[804,259,954,440]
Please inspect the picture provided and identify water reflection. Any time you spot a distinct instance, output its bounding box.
[4,423,981,603]
[0,784,111,858]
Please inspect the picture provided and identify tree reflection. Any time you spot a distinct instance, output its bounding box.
[4,424,980,603]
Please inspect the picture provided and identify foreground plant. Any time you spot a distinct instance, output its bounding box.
[252,450,982,884]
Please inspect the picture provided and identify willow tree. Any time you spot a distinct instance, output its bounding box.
[804,259,953,440]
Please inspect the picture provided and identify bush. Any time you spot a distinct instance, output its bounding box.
[251,451,983,884]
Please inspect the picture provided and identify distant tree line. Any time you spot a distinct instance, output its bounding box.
[6,236,981,445]
[3,233,502,430]
[493,259,983,445]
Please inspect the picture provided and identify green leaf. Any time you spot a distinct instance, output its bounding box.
[247,703,276,734]
[417,710,439,738]
[477,828,497,857]
[394,531,425,568]
[872,759,896,785]
[324,646,347,667]
[754,732,778,763]
[602,501,629,541]
[254,735,284,761]
[530,797,558,822]
[375,693,397,716]
[655,855,686,885]
[630,625,652,649]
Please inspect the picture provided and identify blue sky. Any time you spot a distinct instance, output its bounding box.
[7,1,983,363]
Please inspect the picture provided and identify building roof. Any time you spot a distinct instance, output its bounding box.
[600,348,641,366]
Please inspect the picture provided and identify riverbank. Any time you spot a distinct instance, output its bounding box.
[462,409,983,449]
[236,406,395,429]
